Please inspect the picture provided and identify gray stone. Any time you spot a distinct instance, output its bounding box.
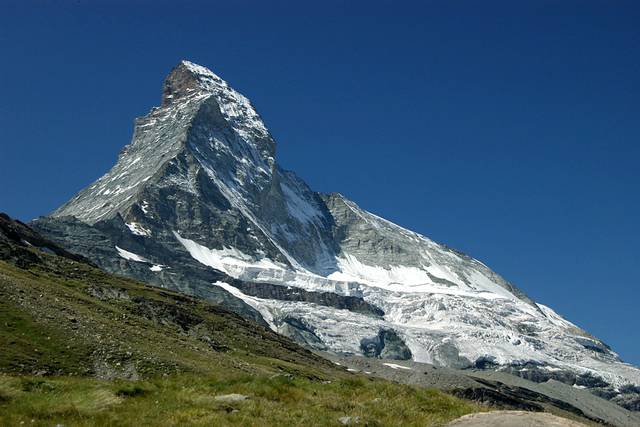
[360,329,412,360]
[338,416,360,425]
[214,394,249,402]
[445,411,587,427]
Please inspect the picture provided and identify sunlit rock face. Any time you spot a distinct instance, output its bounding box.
[37,60,640,411]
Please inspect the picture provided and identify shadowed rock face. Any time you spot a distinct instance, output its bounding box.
[494,363,640,412]
[162,62,205,107]
[0,213,91,265]
[451,378,607,424]
[276,316,325,350]
[33,60,640,411]
[225,278,384,317]
[360,329,412,360]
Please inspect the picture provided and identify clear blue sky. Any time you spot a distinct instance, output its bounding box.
[1,1,638,364]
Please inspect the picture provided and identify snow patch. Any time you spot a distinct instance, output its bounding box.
[126,222,151,236]
[115,246,149,263]
[327,253,510,300]
[382,363,412,371]
[537,303,579,329]
[173,231,283,275]
[280,182,322,225]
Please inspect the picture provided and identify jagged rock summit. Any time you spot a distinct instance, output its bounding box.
[54,60,275,225]
[36,60,640,411]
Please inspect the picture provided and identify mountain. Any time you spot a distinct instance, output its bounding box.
[33,60,640,412]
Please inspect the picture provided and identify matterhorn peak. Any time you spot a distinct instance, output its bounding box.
[52,60,275,224]
[162,60,227,106]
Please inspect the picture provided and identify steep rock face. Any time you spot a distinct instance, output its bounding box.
[36,61,640,410]
[0,213,91,265]
[360,329,413,360]
[321,193,534,304]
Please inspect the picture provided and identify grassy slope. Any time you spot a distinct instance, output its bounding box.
[0,241,484,426]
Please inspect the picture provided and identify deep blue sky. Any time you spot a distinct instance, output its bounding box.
[1,1,638,364]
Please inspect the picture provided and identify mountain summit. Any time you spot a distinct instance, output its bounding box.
[36,61,640,412]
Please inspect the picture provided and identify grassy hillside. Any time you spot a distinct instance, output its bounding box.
[0,216,484,426]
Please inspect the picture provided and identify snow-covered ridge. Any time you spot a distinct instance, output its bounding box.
[175,60,271,141]
[174,224,514,302]
[181,60,223,81]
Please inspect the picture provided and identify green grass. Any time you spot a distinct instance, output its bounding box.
[0,373,484,426]
[0,296,93,376]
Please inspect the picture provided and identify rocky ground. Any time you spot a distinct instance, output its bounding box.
[323,353,640,427]
[445,411,588,427]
